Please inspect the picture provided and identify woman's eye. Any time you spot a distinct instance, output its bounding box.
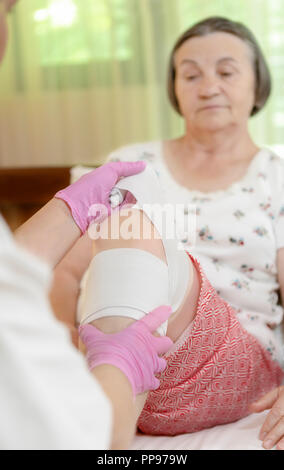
[220,71,233,77]
[185,76,198,81]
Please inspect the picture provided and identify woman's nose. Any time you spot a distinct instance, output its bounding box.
[198,75,220,98]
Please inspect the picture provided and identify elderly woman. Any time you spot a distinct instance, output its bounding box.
[51,17,284,448]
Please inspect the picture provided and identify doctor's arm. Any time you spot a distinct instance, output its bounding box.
[82,306,173,450]
[249,247,284,451]
[1,223,172,450]
[14,197,81,268]
[14,161,146,268]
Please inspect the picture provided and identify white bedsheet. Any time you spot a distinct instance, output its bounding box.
[130,412,270,450]
[130,325,284,451]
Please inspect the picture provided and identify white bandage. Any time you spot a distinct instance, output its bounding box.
[77,164,191,335]
[78,248,169,336]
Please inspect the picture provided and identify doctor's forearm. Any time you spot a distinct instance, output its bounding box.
[92,364,147,450]
[14,198,81,268]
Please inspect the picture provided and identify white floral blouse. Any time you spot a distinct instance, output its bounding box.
[106,141,284,364]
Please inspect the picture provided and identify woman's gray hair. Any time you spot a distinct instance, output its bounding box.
[167,16,271,117]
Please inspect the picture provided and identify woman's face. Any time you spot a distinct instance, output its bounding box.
[174,32,256,132]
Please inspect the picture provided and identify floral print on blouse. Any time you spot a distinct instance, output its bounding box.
[106,141,284,363]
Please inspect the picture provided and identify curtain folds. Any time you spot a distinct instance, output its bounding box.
[0,0,283,167]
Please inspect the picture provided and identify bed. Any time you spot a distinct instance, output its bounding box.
[130,411,270,450]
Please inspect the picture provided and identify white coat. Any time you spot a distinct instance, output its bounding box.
[0,215,111,450]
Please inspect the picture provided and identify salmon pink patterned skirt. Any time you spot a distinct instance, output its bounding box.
[138,252,284,436]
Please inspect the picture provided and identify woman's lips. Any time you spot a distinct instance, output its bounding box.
[199,105,227,111]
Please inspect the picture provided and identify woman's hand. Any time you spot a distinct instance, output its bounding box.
[55,161,146,234]
[250,385,284,450]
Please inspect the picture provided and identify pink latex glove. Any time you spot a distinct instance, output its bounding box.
[78,306,173,398]
[55,161,146,234]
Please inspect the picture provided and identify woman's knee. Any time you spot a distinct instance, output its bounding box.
[88,208,167,334]
[83,207,199,341]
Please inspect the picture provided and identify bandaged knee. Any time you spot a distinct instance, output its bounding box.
[77,164,191,336]
[78,248,169,335]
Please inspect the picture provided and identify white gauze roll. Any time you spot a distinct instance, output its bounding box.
[78,248,169,336]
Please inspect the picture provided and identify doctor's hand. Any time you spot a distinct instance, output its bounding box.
[78,305,173,398]
[250,385,284,450]
[55,160,146,234]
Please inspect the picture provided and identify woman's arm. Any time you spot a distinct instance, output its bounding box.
[251,248,284,450]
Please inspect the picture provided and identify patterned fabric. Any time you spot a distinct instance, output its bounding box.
[106,141,284,363]
[137,252,284,436]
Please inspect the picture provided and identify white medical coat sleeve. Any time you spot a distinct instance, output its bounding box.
[0,216,112,450]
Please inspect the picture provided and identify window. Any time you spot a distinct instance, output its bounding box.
[32,0,145,88]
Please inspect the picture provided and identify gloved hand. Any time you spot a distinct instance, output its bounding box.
[55,160,146,234]
[78,306,173,398]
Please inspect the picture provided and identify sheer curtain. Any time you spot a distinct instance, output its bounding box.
[0,0,283,167]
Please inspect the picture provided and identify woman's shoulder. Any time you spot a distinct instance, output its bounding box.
[258,147,284,197]
[106,140,161,163]
[260,146,284,166]
[260,146,284,176]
